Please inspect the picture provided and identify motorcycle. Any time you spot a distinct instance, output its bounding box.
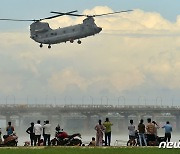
[0,133,18,146]
[127,131,165,146]
[51,131,82,146]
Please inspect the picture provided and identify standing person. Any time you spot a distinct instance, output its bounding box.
[138,119,147,146]
[0,128,2,144]
[43,120,51,146]
[6,122,15,135]
[34,120,42,146]
[128,119,136,146]
[95,119,105,146]
[103,117,113,146]
[152,121,160,137]
[26,122,35,146]
[42,121,46,143]
[146,118,156,146]
[162,121,172,142]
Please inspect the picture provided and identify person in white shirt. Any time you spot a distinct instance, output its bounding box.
[43,120,51,146]
[34,120,42,146]
[128,119,136,146]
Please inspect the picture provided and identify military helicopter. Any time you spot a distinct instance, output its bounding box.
[0,10,132,49]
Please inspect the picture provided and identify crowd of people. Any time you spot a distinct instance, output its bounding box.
[26,120,52,146]
[93,117,173,147]
[0,118,173,147]
[127,118,173,146]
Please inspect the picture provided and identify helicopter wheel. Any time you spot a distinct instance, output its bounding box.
[40,43,43,48]
[77,40,81,44]
[70,39,74,43]
[48,45,51,49]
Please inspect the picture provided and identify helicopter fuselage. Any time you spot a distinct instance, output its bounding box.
[30,17,102,46]
[0,9,132,48]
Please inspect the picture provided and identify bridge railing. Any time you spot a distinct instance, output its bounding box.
[0,104,179,109]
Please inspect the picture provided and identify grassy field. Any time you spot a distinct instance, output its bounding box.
[0,147,179,154]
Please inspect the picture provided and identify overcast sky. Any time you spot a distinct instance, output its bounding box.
[0,1,180,106]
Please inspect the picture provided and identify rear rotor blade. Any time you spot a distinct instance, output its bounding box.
[51,10,85,17]
[50,10,78,15]
[93,10,133,17]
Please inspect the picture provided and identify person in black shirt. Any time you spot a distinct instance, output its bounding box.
[26,122,35,146]
[138,119,147,146]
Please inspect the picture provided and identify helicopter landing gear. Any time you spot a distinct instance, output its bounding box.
[70,39,74,43]
[40,43,43,48]
[77,40,81,44]
[48,44,51,49]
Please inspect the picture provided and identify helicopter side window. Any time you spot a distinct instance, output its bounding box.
[72,29,75,32]
[63,31,66,34]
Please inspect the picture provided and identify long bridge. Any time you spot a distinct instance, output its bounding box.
[0,104,180,131]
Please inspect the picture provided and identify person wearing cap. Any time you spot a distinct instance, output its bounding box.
[26,122,35,146]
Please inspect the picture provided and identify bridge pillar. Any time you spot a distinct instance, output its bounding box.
[47,115,53,123]
[138,114,144,121]
[152,114,156,121]
[18,115,22,127]
[123,114,129,129]
[6,115,11,125]
[176,115,180,131]
[57,115,63,127]
[84,114,91,130]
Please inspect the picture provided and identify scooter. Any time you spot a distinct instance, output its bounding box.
[0,133,18,146]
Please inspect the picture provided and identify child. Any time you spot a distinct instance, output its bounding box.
[89,137,96,146]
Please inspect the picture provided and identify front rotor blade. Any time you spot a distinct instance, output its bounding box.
[0,18,37,21]
[50,10,133,17]
[40,14,65,20]
[41,10,78,21]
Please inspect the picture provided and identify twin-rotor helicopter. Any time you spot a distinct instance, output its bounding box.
[0,10,132,49]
